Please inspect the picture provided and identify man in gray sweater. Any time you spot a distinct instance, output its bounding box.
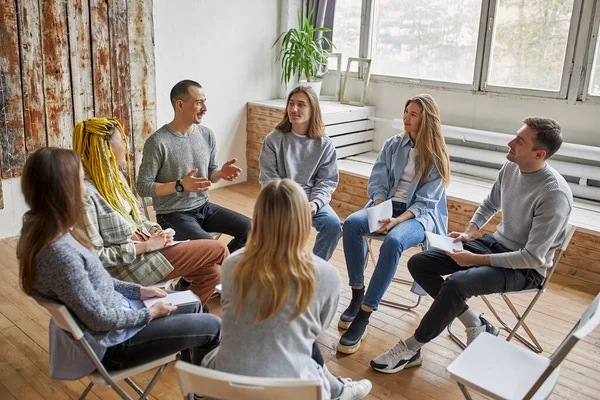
[370,117,573,374]
[137,80,251,252]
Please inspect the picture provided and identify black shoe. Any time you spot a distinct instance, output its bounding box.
[174,278,191,291]
[202,304,210,314]
[338,287,365,329]
[337,309,371,354]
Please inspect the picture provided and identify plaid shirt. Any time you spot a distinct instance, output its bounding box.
[80,179,174,285]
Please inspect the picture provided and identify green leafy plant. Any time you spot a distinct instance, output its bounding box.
[273,10,335,84]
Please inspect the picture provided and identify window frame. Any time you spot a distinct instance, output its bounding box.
[345,0,599,102]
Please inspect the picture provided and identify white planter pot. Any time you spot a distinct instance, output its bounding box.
[298,80,322,98]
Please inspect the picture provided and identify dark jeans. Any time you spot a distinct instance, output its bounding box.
[312,341,324,366]
[408,234,543,344]
[157,202,251,253]
[102,303,221,371]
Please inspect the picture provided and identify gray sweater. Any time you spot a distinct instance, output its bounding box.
[471,162,573,274]
[259,130,339,209]
[137,124,218,214]
[203,250,341,398]
[32,233,150,379]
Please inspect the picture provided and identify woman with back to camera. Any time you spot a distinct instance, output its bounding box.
[202,178,372,400]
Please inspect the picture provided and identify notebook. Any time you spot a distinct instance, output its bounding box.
[367,200,393,233]
[143,290,200,308]
[425,231,464,253]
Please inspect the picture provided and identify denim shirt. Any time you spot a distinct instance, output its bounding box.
[368,134,448,235]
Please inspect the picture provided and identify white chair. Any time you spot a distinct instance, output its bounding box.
[447,224,576,353]
[364,234,428,310]
[40,301,177,400]
[174,361,323,400]
[447,291,600,400]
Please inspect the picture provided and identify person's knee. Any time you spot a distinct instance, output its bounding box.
[319,215,342,236]
[408,252,429,276]
[342,213,365,235]
[440,274,468,297]
[239,216,252,236]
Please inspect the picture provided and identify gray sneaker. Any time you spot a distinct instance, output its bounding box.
[466,315,500,345]
[370,340,422,374]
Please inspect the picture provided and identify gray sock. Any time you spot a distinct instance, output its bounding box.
[458,308,482,329]
[405,335,424,352]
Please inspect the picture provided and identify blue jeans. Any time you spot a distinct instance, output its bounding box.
[343,202,425,310]
[312,204,343,261]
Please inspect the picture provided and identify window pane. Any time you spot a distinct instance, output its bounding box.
[488,0,574,91]
[371,0,482,83]
[331,0,362,72]
[589,36,600,96]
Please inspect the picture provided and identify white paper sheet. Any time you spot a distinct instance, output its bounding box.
[425,231,464,253]
[143,290,200,308]
[367,200,393,233]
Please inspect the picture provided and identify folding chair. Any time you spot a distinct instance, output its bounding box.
[364,234,428,310]
[175,361,323,400]
[40,300,177,400]
[447,291,600,400]
[447,224,577,353]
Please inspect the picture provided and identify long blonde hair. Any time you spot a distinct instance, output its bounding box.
[234,179,316,322]
[275,85,325,139]
[406,94,450,187]
[72,117,142,225]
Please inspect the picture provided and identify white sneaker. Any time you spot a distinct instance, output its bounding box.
[337,377,372,400]
[465,315,499,346]
[370,340,422,374]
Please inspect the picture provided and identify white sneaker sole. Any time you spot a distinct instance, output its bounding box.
[371,356,422,374]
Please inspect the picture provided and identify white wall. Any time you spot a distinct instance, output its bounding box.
[366,80,600,150]
[153,0,280,186]
[0,178,28,238]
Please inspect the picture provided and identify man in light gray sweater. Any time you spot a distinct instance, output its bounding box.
[137,80,251,252]
[370,117,573,374]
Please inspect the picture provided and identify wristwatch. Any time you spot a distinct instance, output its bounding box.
[175,179,184,192]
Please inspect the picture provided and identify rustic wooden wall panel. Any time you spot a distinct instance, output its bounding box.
[17,0,47,153]
[128,0,157,172]
[0,0,26,178]
[67,0,94,123]
[41,0,74,148]
[246,104,285,183]
[89,0,112,117]
[108,0,133,167]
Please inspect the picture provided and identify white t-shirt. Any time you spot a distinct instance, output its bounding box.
[392,147,418,203]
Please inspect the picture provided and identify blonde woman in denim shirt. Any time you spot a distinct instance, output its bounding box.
[337,94,450,354]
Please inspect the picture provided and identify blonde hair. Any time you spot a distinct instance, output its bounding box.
[72,117,142,225]
[275,86,325,139]
[405,94,451,187]
[234,179,316,322]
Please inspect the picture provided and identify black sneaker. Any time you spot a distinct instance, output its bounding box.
[337,309,371,354]
[466,315,499,345]
[338,287,365,329]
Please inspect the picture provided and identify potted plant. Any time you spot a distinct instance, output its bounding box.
[273,10,334,97]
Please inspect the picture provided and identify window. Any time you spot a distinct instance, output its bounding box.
[331,0,362,72]
[332,0,599,101]
[589,35,600,96]
[371,0,482,84]
[486,0,574,91]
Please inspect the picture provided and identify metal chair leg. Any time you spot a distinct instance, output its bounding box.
[78,382,94,400]
[138,363,168,400]
[447,319,467,349]
[481,295,543,353]
[366,238,423,310]
[458,382,474,400]
[125,377,144,396]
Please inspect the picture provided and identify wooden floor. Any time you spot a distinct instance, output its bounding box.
[1,182,599,399]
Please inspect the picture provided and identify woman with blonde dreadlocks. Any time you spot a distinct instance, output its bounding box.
[73,118,228,307]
